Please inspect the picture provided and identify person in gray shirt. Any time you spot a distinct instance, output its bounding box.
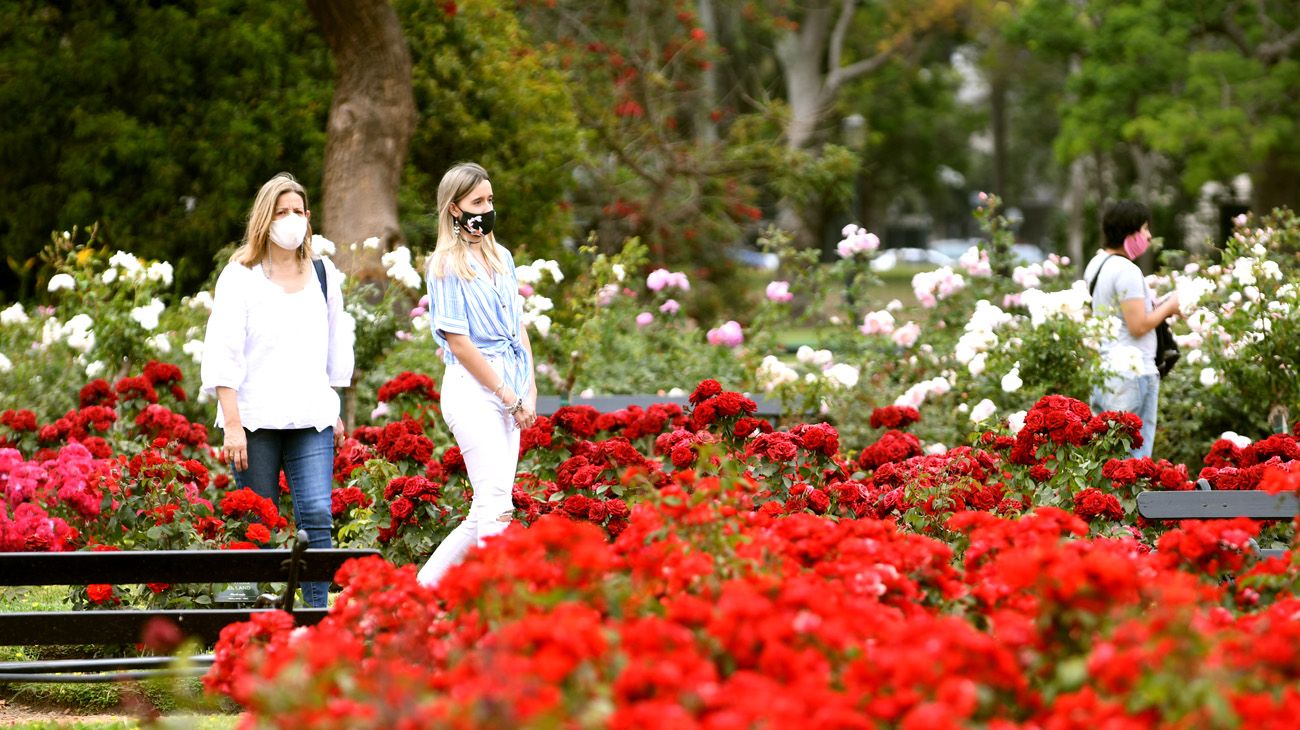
[1083,200,1181,458]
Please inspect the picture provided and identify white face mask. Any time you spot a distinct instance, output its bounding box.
[269,214,308,250]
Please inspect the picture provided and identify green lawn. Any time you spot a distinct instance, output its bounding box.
[1,587,237,726]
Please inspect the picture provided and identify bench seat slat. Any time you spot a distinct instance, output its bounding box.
[0,608,329,646]
[0,654,213,674]
[0,549,380,587]
[1136,490,1300,520]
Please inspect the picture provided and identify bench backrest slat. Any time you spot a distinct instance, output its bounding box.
[0,549,379,587]
[1136,490,1300,520]
[535,394,786,418]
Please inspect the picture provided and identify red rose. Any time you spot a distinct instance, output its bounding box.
[562,494,592,518]
[87,584,117,605]
[1073,488,1124,521]
[689,379,722,404]
[389,498,415,521]
[807,488,830,514]
[246,524,272,544]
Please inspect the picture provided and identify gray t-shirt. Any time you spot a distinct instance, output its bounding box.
[1084,250,1156,376]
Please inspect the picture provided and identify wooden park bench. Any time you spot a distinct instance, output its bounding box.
[536,393,787,419]
[0,531,378,683]
[1137,479,1298,560]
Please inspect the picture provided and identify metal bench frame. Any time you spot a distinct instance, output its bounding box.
[1137,479,1298,560]
[0,530,378,682]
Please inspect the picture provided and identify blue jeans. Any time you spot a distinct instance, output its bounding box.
[1091,374,1159,459]
[232,427,334,608]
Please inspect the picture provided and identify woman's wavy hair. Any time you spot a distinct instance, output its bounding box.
[232,173,315,267]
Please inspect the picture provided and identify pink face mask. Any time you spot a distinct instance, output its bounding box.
[1123,229,1151,259]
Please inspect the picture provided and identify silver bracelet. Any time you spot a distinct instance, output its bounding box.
[508,397,525,415]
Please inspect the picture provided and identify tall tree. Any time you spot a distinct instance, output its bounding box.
[306,0,417,279]
[0,0,332,298]
[1014,0,1300,248]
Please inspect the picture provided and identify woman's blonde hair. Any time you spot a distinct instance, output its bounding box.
[232,173,315,267]
[427,162,507,281]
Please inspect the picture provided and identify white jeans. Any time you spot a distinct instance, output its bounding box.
[417,360,520,586]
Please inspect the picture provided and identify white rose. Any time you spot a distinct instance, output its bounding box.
[47,273,76,292]
[101,269,118,285]
[968,352,987,377]
[146,261,174,285]
[611,263,626,282]
[969,398,997,424]
[0,352,11,373]
[1007,410,1027,434]
[85,360,105,378]
[312,234,336,256]
[1000,363,1023,393]
[0,303,27,326]
[1219,431,1251,449]
[130,298,165,331]
[146,334,171,353]
[824,362,860,389]
[1199,367,1219,387]
[182,339,205,364]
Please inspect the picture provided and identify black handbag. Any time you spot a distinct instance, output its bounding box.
[1153,319,1180,378]
[1088,254,1180,379]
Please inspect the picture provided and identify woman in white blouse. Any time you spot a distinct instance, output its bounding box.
[200,173,354,607]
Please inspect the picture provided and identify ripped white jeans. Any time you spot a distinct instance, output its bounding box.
[417,359,520,587]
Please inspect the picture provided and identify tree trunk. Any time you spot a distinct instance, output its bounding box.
[988,67,1009,200]
[1064,155,1087,273]
[693,0,720,145]
[1255,146,1300,214]
[775,3,833,151]
[306,0,416,281]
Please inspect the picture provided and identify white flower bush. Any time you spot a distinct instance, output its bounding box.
[381,246,421,289]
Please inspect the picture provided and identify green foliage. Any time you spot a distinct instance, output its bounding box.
[0,0,332,298]
[0,0,582,300]
[396,0,582,262]
[524,238,748,395]
[1020,0,1300,203]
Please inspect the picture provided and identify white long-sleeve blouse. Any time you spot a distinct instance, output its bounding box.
[200,258,355,431]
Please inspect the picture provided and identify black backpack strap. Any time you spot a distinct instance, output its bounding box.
[312,258,327,302]
[1088,254,1115,298]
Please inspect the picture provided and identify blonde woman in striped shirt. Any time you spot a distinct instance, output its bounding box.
[417,162,537,587]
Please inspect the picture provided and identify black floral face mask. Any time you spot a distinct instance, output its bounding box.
[457,208,495,237]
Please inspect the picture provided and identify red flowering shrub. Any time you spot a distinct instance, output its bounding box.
[220,488,288,530]
[869,405,921,430]
[1073,487,1124,522]
[375,418,434,465]
[78,379,118,409]
[552,405,601,439]
[857,429,922,470]
[114,375,159,404]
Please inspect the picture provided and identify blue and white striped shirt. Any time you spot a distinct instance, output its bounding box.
[425,244,532,397]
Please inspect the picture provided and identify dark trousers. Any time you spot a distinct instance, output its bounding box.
[232,426,334,607]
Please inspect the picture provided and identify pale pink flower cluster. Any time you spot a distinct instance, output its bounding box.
[635,312,654,328]
[859,310,895,335]
[894,376,952,409]
[836,224,880,258]
[706,320,744,347]
[891,322,921,348]
[765,281,793,303]
[659,299,680,315]
[647,268,691,292]
[911,267,965,308]
[958,247,991,277]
